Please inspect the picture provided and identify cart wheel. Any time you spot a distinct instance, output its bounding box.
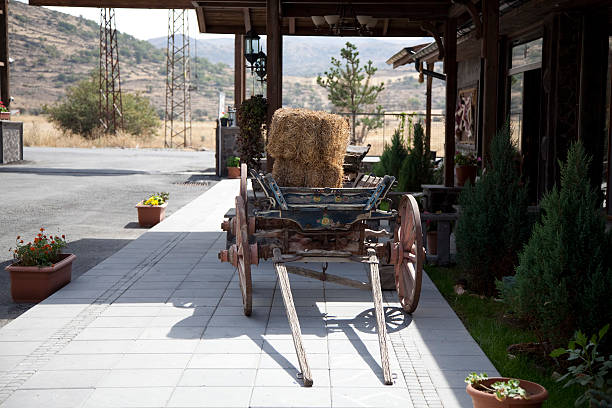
[394,194,424,313]
[240,163,248,213]
[235,195,253,316]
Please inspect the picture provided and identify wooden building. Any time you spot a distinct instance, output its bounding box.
[388,1,612,213]
[24,0,612,212]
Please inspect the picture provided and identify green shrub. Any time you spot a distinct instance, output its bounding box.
[373,129,407,179]
[398,122,432,191]
[236,95,267,170]
[121,93,160,136]
[507,142,612,351]
[455,123,530,295]
[45,73,159,137]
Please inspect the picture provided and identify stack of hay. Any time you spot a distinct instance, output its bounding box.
[268,108,349,188]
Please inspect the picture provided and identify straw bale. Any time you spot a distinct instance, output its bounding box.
[305,163,344,188]
[272,159,343,188]
[272,159,306,187]
[267,108,349,166]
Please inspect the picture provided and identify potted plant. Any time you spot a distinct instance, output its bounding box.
[220,112,229,127]
[465,372,548,408]
[5,228,74,303]
[0,100,9,120]
[455,151,480,186]
[136,192,169,227]
[227,156,241,179]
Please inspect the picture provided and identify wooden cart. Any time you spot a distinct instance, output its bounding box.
[219,164,425,386]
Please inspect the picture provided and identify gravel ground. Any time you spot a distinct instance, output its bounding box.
[0,147,218,325]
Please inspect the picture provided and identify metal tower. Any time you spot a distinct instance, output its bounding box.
[99,8,123,134]
[164,9,192,148]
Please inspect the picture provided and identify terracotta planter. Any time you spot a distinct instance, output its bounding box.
[5,253,75,303]
[0,112,10,121]
[227,166,241,179]
[426,231,438,255]
[466,378,548,408]
[456,165,478,186]
[136,202,167,227]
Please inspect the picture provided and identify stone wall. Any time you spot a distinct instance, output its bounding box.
[0,121,23,164]
[215,125,240,177]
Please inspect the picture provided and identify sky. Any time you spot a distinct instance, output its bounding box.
[19,0,422,43]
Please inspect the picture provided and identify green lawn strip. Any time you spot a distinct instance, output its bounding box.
[425,265,582,407]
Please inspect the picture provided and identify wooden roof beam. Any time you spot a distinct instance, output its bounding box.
[420,22,444,60]
[29,0,193,7]
[281,4,449,18]
[451,0,481,38]
[193,4,207,32]
[194,1,265,7]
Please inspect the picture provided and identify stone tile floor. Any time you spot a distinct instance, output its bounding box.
[0,180,498,407]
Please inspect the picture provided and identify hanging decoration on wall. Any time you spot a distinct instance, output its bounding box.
[455,87,477,145]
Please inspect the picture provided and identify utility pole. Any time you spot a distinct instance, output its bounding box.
[99,8,123,134]
[164,9,192,148]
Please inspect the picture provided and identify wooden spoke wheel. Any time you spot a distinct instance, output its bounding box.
[234,195,253,316]
[394,194,424,313]
[240,163,248,213]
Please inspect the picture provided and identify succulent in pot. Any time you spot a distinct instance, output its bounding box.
[465,372,548,408]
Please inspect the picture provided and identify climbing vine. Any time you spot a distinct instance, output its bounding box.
[237,95,267,170]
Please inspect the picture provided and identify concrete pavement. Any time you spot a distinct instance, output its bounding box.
[0,179,498,407]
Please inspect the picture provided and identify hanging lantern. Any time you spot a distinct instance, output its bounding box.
[255,51,267,81]
[244,30,261,66]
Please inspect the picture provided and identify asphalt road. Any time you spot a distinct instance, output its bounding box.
[0,147,217,325]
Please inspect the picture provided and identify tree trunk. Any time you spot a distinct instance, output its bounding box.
[351,113,356,144]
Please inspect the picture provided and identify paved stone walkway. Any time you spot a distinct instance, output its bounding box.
[0,180,498,407]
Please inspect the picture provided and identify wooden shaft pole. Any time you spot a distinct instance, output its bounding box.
[366,249,392,385]
[444,18,457,187]
[273,248,313,387]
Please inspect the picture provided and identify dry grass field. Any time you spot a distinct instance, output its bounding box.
[20,115,217,151]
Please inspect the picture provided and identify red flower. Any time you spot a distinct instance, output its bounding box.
[30,247,35,251]
[40,228,45,232]
[61,235,65,239]
[19,240,23,243]
[16,235,20,240]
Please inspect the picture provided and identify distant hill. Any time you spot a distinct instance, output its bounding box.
[10,1,444,119]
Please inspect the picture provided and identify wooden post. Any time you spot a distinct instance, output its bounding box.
[0,0,9,108]
[425,62,433,154]
[444,18,457,187]
[234,34,246,110]
[578,11,608,194]
[481,0,499,167]
[266,0,282,172]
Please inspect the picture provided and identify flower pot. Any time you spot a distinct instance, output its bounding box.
[426,231,438,255]
[227,166,241,179]
[136,202,167,227]
[456,165,478,186]
[466,378,548,408]
[0,112,10,121]
[5,253,75,303]
[220,117,229,127]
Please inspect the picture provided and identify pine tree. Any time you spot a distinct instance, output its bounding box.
[455,123,530,295]
[372,129,407,179]
[509,142,612,349]
[398,122,432,192]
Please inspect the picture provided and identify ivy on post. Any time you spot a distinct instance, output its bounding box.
[236,95,267,171]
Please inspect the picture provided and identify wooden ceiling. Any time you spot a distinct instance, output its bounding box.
[29,0,455,37]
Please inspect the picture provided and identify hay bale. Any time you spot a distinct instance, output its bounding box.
[273,159,343,188]
[267,108,349,166]
[272,159,306,187]
[305,163,344,188]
